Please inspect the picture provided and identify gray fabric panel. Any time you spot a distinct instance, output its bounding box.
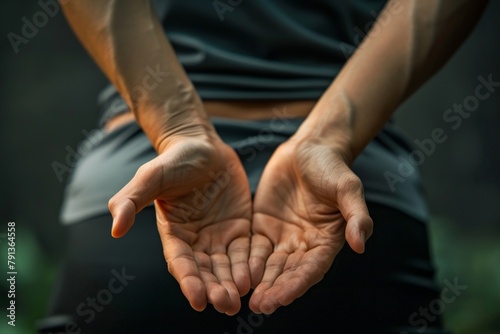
[60,118,428,224]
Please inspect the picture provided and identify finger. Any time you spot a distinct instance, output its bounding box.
[228,236,251,297]
[255,252,304,314]
[248,234,273,289]
[345,215,373,254]
[336,173,373,254]
[258,248,332,314]
[161,234,207,312]
[210,253,241,315]
[196,253,234,314]
[249,252,287,313]
[109,160,162,238]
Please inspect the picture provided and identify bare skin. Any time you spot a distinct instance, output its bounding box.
[249,137,372,313]
[104,100,316,132]
[109,133,252,315]
[62,0,489,316]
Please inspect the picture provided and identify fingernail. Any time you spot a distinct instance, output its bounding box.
[111,218,118,237]
[359,230,367,253]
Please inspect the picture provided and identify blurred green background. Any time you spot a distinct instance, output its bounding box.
[1,1,499,333]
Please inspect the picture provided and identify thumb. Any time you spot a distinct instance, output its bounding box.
[108,160,163,238]
[336,173,373,254]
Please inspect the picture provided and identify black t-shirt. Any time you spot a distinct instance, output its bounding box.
[99,0,389,119]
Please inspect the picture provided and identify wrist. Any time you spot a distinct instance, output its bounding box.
[291,91,356,164]
[152,113,220,153]
[131,84,220,152]
[139,106,219,154]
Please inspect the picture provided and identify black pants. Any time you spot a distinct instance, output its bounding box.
[39,203,445,334]
[43,118,443,333]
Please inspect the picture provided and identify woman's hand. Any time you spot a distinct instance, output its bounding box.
[248,137,373,314]
[108,134,252,315]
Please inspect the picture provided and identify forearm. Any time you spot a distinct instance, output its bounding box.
[294,0,489,163]
[61,0,214,151]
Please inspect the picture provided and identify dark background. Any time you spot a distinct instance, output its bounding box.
[1,1,499,333]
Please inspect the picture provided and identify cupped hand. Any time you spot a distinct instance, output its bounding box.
[108,135,252,315]
[248,138,373,314]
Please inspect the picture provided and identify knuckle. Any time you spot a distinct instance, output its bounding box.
[107,197,117,211]
[108,195,120,213]
[339,173,364,194]
[135,161,154,177]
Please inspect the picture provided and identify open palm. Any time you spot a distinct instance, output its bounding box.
[108,137,252,315]
[249,139,373,314]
